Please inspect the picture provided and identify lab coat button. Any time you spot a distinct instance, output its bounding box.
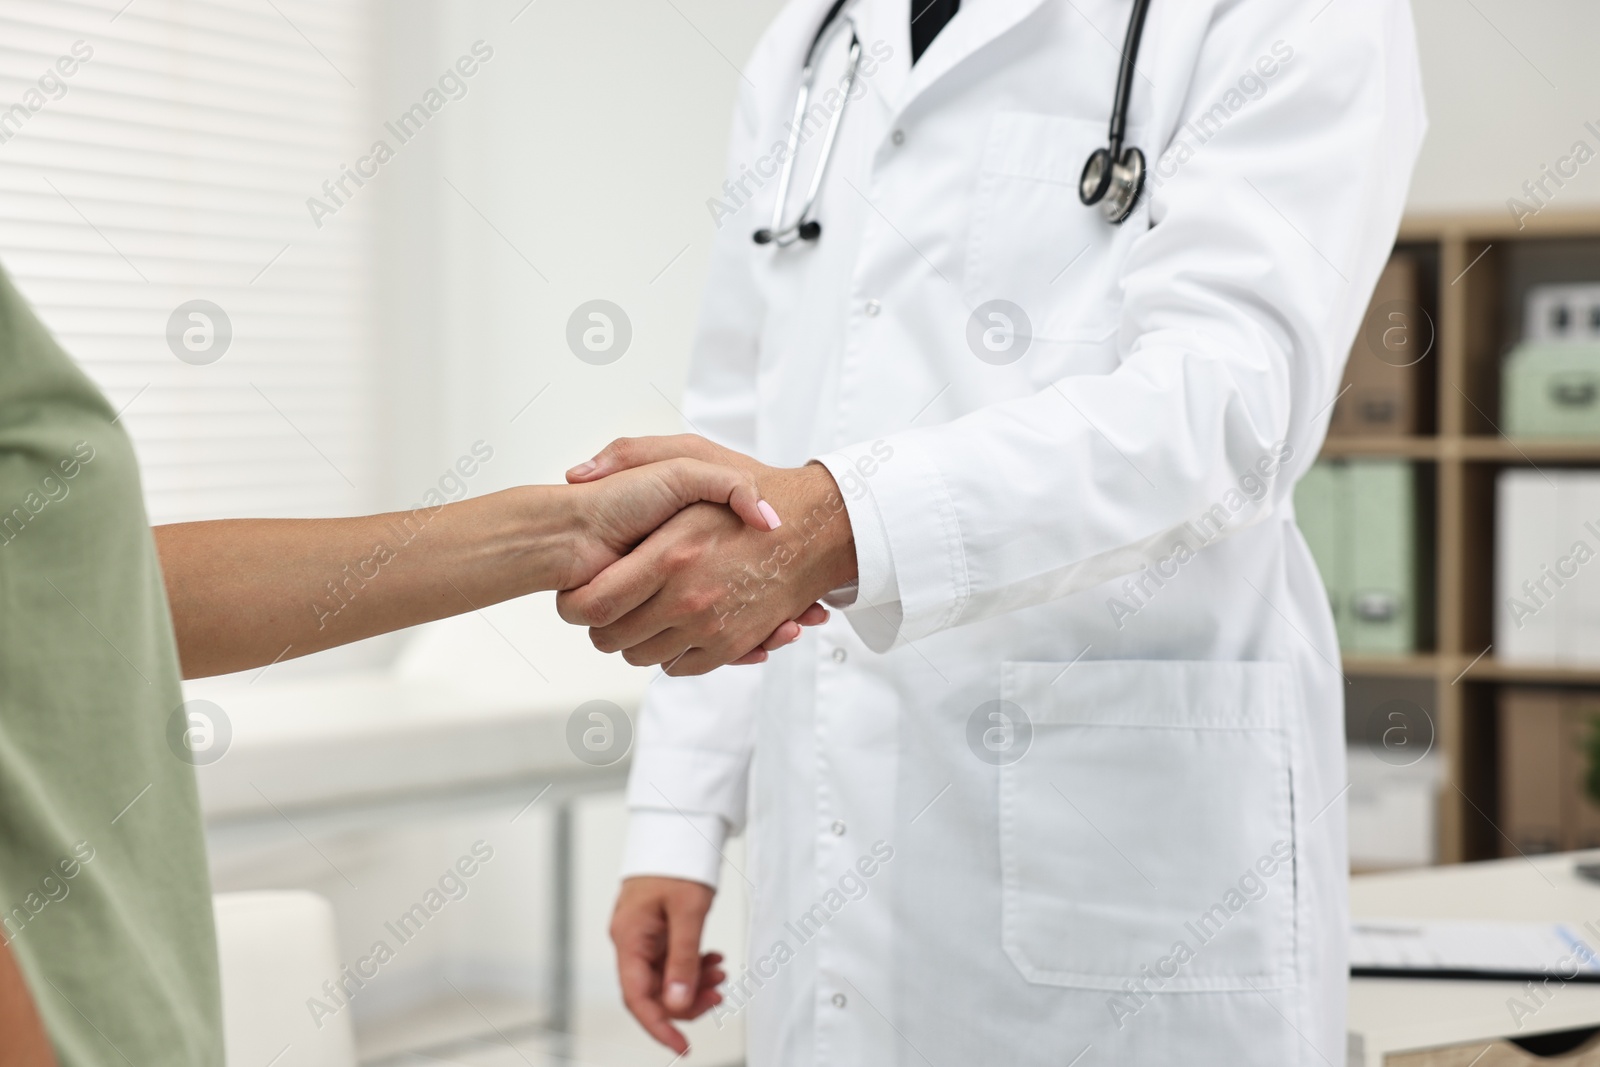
[891,129,905,146]
[832,647,847,663]
[832,993,848,1008]
[863,300,881,317]
[831,820,846,836]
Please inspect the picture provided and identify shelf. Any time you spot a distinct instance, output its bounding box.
[1455,437,1600,463]
[1318,437,1600,463]
[1400,210,1600,242]
[1330,211,1600,863]
[1342,653,1444,679]
[1341,653,1600,687]
[1321,436,1440,459]
[1454,658,1600,686]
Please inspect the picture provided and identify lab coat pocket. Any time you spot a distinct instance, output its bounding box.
[999,659,1297,992]
[965,112,1139,345]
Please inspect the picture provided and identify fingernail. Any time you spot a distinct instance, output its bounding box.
[666,981,693,1010]
[757,499,782,529]
[567,460,597,478]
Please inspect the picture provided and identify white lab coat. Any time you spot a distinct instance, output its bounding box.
[620,0,1426,1063]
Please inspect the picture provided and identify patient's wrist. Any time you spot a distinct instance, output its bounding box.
[501,484,584,593]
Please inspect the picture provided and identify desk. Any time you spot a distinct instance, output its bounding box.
[1350,852,1600,1065]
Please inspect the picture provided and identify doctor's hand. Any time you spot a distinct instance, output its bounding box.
[562,436,857,675]
[567,452,832,664]
[611,876,723,1054]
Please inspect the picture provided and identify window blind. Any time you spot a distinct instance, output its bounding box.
[0,0,376,523]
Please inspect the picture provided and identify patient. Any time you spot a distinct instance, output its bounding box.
[0,263,819,1065]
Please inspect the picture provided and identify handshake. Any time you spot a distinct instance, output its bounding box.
[549,435,857,674]
[156,436,858,683]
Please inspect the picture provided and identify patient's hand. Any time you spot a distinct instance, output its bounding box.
[564,455,830,664]
[561,436,857,675]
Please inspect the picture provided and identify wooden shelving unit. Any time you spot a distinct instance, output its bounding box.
[1334,210,1600,863]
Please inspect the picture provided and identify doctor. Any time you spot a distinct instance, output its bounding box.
[563,0,1425,1062]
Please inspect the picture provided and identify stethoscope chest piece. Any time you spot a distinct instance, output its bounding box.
[1077,0,1152,227]
[1079,144,1146,224]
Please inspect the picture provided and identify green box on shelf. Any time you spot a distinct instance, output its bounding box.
[1293,459,1417,655]
[1503,342,1600,438]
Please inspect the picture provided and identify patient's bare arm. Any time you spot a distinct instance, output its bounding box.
[155,459,823,679]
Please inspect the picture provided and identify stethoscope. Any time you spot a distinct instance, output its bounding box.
[754,0,1153,248]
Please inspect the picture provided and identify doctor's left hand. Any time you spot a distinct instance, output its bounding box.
[561,435,858,675]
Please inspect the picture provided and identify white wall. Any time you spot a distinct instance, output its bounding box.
[361,0,786,702]
[1407,0,1600,214]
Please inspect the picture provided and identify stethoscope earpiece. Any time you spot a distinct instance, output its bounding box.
[752,221,821,246]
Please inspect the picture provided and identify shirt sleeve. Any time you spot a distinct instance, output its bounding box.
[816,454,900,609]
[822,0,1427,653]
[620,810,730,888]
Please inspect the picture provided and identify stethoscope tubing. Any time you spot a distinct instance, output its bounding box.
[757,0,1149,246]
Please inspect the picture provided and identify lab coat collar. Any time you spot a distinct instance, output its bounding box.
[893,0,1053,118]
[855,0,909,115]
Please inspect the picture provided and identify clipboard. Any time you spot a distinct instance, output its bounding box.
[1351,920,1600,983]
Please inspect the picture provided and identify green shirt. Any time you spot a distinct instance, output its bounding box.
[0,266,222,1065]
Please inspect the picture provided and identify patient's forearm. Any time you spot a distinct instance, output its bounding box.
[154,486,570,679]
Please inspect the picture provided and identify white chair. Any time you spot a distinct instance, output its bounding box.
[213,891,357,1067]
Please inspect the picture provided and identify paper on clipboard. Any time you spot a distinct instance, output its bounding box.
[1351,920,1600,981]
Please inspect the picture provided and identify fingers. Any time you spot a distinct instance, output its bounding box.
[795,602,830,627]
[612,895,688,1054]
[662,890,712,1017]
[620,628,695,670]
[558,549,671,631]
[762,620,803,651]
[687,951,727,1018]
[707,602,835,666]
[757,603,829,653]
[656,458,779,532]
[616,947,686,1053]
[568,434,726,482]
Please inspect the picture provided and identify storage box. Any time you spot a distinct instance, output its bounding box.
[1294,460,1417,654]
[1499,688,1600,857]
[1499,688,1566,856]
[1567,693,1600,851]
[1331,255,1423,437]
[1295,461,1346,641]
[1347,461,1418,655]
[1495,470,1600,663]
[1503,342,1600,438]
[1525,282,1600,343]
[1347,746,1439,869]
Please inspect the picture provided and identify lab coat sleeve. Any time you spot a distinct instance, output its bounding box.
[619,70,771,889]
[823,0,1427,652]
